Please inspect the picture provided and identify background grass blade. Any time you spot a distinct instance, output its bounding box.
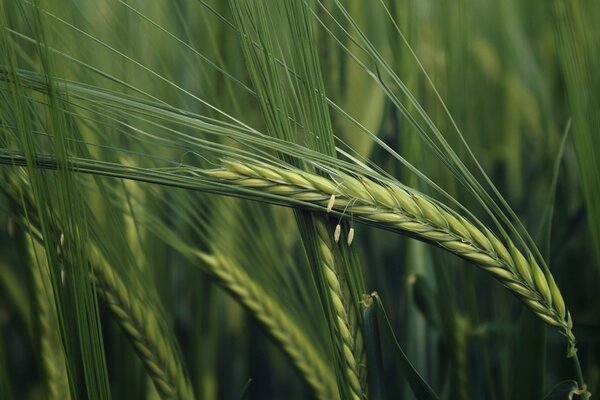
[511,310,545,400]
[373,293,439,400]
[552,0,600,271]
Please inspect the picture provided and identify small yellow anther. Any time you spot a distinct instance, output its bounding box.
[334,224,341,243]
[347,227,355,246]
[326,194,335,213]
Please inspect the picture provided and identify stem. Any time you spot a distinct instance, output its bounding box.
[572,352,591,399]
[573,353,585,389]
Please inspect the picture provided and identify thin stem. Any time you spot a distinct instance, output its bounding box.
[573,353,586,390]
[572,353,591,399]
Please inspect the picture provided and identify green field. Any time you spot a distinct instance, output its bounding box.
[0,1,598,399]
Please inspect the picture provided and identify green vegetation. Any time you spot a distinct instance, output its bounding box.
[0,0,598,399]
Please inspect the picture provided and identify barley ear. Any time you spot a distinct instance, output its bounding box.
[207,162,578,357]
[196,250,339,400]
[92,249,194,400]
[314,221,363,400]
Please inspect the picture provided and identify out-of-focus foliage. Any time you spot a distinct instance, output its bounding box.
[0,0,598,399]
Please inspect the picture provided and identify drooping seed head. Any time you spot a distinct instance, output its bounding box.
[208,161,577,357]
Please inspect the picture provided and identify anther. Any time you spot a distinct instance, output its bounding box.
[326,194,335,213]
[347,227,355,246]
[334,224,341,243]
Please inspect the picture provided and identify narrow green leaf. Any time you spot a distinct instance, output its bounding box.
[373,293,439,400]
[412,273,440,330]
[536,120,570,261]
[553,0,600,271]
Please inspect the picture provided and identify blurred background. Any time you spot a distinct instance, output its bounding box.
[0,0,598,399]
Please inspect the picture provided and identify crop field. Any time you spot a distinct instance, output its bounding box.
[0,1,598,399]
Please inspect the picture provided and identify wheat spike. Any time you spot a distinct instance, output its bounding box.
[91,249,195,400]
[197,250,339,400]
[206,160,576,356]
[314,219,363,400]
[4,171,338,399]
[5,176,194,400]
